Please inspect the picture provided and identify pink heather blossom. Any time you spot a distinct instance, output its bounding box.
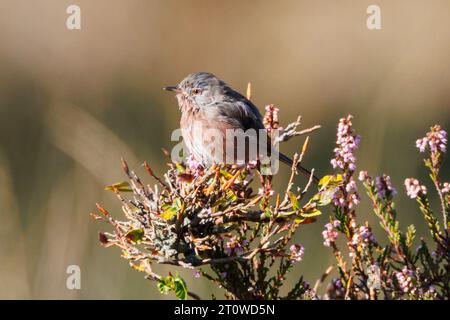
[289,244,305,263]
[375,175,397,197]
[322,220,340,247]
[442,182,450,194]
[404,178,427,199]
[265,104,280,122]
[333,177,360,209]
[258,188,274,196]
[345,179,357,193]
[351,226,376,247]
[330,116,361,209]
[395,267,415,294]
[245,160,258,172]
[416,125,447,153]
[348,193,360,208]
[358,170,369,182]
[415,138,428,153]
[331,115,361,172]
[333,195,346,207]
[263,104,280,132]
[186,154,203,173]
[193,270,201,278]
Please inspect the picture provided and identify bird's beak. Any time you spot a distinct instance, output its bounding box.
[163,86,180,93]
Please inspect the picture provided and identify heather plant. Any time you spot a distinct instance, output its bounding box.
[323,119,449,300]
[93,108,449,300]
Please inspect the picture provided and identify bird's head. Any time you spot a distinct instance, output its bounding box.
[163,72,227,111]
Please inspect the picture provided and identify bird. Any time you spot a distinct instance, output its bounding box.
[163,72,317,183]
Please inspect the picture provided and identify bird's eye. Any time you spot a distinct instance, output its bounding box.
[191,88,201,95]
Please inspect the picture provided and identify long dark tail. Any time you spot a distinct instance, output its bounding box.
[279,153,320,185]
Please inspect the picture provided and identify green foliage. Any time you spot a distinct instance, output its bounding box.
[125,229,144,244]
[157,274,188,300]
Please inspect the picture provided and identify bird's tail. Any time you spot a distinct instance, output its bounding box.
[279,152,320,185]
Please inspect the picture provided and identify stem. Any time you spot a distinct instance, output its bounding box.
[188,291,202,300]
[433,176,448,228]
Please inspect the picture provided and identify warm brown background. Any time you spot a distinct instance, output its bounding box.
[0,0,449,299]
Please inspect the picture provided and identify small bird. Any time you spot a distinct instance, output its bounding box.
[164,72,316,182]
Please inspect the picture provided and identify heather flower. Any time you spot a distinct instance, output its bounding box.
[224,235,244,256]
[427,286,436,294]
[415,138,428,153]
[322,220,340,247]
[289,244,305,263]
[333,177,360,209]
[395,267,416,294]
[375,175,397,198]
[420,286,437,299]
[258,188,274,196]
[332,195,346,207]
[351,225,376,248]
[245,160,258,171]
[301,282,317,299]
[348,193,360,208]
[326,278,346,299]
[186,154,203,173]
[442,182,449,194]
[331,115,361,172]
[193,270,201,278]
[345,179,357,193]
[416,125,447,153]
[263,104,280,133]
[404,178,427,199]
[358,170,369,182]
[330,116,361,210]
[430,245,445,260]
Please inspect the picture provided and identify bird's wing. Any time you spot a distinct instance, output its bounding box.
[200,94,265,165]
[214,87,265,131]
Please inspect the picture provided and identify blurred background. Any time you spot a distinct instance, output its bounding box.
[0,0,449,299]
